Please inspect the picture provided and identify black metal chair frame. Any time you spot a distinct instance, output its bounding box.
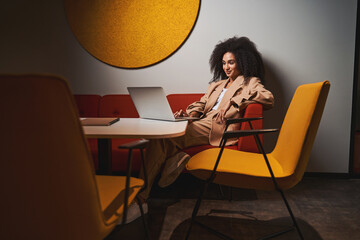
[118,139,150,239]
[185,117,304,240]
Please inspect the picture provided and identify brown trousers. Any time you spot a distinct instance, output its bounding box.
[139,112,216,199]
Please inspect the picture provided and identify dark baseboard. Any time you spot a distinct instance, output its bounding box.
[304,172,352,179]
[350,173,360,178]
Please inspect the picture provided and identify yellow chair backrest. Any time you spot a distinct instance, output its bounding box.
[0,75,108,239]
[271,81,330,185]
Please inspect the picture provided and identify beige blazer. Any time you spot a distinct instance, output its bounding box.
[186,75,274,146]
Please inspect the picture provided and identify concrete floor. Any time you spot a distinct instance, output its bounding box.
[106,174,360,240]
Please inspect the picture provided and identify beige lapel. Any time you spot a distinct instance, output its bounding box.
[203,80,227,113]
[217,75,245,110]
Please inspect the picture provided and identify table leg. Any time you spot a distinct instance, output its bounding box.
[97,139,112,175]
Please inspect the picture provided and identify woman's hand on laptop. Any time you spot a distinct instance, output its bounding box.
[174,110,201,123]
[174,109,188,118]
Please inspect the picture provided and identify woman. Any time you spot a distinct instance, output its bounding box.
[127,36,274,223]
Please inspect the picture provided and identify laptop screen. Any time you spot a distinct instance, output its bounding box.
[127,87,176,121]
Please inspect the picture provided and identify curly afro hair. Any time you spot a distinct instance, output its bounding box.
[209,36,264,83]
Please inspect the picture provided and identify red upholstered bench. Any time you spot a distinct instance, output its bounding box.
[74,95,101,169]
[74,94,263,173]
[98,95,143,172]
[74,94,101,117]
[74,94,142,172]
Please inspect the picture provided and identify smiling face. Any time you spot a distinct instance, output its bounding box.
[222,52,241,81]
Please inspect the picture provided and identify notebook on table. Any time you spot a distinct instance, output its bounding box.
[127,87,200,122]
[81,117,119,126]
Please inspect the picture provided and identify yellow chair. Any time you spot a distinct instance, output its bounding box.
[185,81,330,239]
[0,75,148,239]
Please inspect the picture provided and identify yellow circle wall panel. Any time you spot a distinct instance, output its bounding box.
[65,0,201,68]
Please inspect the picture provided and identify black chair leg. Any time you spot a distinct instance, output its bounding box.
[217,185,234,202]
[136,196,150,240]
[185,181,209,240]
[252,133,304,240]
[118,139,150,238]
[217,184,225,199]
[229,186,233,201]
[186,181,238,240]
[260,189,303,240]
[278,189,304,240]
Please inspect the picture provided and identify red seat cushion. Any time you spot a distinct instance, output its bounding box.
[99,95,139,118]
[74,95,101,170]
[111,139,143,172]
[237,103,263,153]
[74,94,101,117]
[167,94,203,112]
[86,138,99,170]
[87,138,143,172]
[98,95,142,172]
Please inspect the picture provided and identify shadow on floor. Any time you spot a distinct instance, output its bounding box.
[149,173,257,201]
[170,216,322,240]
[106,174,259,240]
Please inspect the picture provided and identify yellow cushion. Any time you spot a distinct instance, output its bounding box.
[96,175,144,224]
[187,148,287,190]
[187,148,285,178]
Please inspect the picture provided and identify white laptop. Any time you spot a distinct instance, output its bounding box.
[127,87,199,122]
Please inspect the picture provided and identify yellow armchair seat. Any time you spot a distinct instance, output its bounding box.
[187,148,287,190]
